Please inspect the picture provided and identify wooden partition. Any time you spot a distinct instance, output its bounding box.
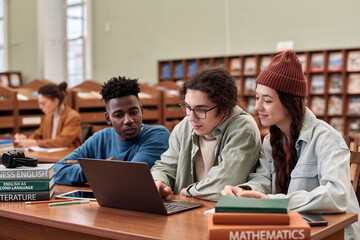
[156,81,183,131]
[139,83,162,125]
[0,85,18,133]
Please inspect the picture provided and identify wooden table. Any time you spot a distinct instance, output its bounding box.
[0,185,356,240]
[24,149,73,163]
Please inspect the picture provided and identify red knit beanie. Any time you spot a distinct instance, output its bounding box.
[255,50,308,97]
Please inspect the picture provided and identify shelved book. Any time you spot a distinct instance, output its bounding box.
[187,61,197,77]
[297,54,307,72]
[328,52,343,71]
[161,63,171,79]
[207,211,310,240]
[201,59,211,69]
[329,74,342,93]
[174,62,184,79]
[0,164,55,201]
[311,97,325,115]
[347,51,360,72]
[311,75,324,94]
[244,57,256,75]
[349,97,360,115]
[260,56,271,71]
[328,96,342,115]
[330,117,344,135]
[347,73,360,94]
[230,58,241,75]
[349,118,360,134]
[311,53,324,72]
[215,59,225,68]
[244,77,256,95]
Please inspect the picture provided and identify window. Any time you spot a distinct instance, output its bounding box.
[64,0,89,87]
[0,0,6,72]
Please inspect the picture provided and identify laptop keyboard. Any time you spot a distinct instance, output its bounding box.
[164,202,192,213]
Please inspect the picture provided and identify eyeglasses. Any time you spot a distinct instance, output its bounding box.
[179,104,217,119]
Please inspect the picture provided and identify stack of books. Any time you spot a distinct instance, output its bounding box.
[207,196,310,240]
[0,164,55,202]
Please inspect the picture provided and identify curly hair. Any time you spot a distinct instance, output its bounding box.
[38,82,68,104]
[269,91,306,194]
[100,76,140,103]
[179,67,238,116]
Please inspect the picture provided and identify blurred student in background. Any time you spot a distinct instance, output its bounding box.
[14,82,82,148]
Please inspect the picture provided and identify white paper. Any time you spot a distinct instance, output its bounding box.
[29,146,69,152]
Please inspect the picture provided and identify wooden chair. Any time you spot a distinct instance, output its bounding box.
[350,151,360,204]
[344,135,360,151]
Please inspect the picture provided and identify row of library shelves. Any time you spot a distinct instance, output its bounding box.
[159,49,360,81]
[0,80,184,135]
[158,47,360,136]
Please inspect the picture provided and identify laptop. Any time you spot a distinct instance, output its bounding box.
[77,158,203,215]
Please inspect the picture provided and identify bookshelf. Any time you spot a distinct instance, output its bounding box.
[158,48,360,137]
[155,81,183,131]
[0,85,18,134]
[0,71,22,88]
[138,83,162,125]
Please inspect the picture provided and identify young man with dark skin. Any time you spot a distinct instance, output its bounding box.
[54,76,170,186]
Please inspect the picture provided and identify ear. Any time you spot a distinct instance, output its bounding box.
[105,112,111,126]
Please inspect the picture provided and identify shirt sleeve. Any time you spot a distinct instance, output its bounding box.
[129,127,170,168]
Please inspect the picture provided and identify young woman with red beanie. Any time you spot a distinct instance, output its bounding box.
[221,50,360,239]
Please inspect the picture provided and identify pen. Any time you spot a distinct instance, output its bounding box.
[49,199,90,206]
[25,199,75,205]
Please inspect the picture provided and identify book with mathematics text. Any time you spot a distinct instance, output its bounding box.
[0,164,54,181]
[212,212,290,225]
[207,212,310,240]
[0,188,55,202]
[0,177,54,192]
[215,196,289,213]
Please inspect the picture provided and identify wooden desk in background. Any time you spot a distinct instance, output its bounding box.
[0,185,356,240]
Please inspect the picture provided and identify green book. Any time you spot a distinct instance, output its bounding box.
[215,196,289,213]
[0,177,55,192]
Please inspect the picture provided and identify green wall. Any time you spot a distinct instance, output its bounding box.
[8,0,38,84]
[92,0,360,85]
[7,0,360,85]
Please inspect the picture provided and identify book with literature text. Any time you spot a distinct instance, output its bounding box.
[0,164,54,181]
[215,196,289,214]
[0,188,55,202]
[207,211,310,240]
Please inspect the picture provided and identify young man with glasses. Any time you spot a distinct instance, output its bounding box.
[151,68,261,201]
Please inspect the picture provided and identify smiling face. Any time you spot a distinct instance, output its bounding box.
[38,94,59,115]
[184,89,225,136]
[105,95,143,142]
[255,84,292,131]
